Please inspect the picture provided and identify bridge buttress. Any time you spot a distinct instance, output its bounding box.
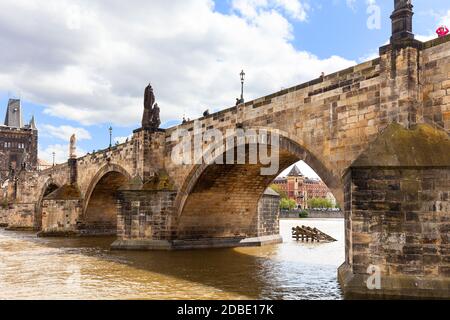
[339,123,450,299]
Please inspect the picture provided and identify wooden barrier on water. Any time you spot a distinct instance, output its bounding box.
[292,225,337,243]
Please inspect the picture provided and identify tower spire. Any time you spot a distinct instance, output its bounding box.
[29,115,36,130]
[391,0,414,43]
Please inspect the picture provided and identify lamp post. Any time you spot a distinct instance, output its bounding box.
[109,126,113,148]
[52,152,55,167]
[240,70,245,104]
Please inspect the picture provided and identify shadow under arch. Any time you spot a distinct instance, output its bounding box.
[34,178,60,231]
[82,164,131,234]
[175,131,343,240]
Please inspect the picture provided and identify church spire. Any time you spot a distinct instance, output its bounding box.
[29,115,36,130]
[391,0,414,43]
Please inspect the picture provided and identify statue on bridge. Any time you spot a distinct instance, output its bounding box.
[69,134,76,159]
[394,0,411,9]
[142,84,161,131]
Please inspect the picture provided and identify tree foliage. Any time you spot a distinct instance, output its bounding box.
[307,197,334,209]
[269,184,288,199]
[280,198,297,210]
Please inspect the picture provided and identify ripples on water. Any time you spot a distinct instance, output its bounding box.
[0,219,344,300]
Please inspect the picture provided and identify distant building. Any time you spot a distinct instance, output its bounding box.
[273,165,333,209]
[0,99,38,183]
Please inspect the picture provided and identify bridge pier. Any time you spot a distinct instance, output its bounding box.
[38,184,83,237]
[111,181,282,250]
[2,204,35,231]
[339,124,450,299]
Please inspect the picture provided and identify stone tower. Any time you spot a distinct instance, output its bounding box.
[4,99,23,128]
[0,99,38,182]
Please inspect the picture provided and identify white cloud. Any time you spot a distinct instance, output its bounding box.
[415,34,435,42]
[0,0,354,128]
[231,0,266,18]
[358,50,378,63]
[439,10,450,26]
[232,0,309,21]
[40,124,92,141]
[39,144,87,164]
[274,0,309,21]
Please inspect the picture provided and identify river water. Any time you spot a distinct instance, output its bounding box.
[0,219,344,300]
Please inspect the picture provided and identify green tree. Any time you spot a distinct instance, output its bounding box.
[269,184,288,199]
[280,198,297,210]
[308,197,334,209]
[299,210,309,218]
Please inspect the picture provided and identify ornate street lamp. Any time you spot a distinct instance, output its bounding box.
[109,126,113,148]
[240,70,245,104]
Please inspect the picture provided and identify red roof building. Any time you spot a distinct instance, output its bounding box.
[273,165,332,209]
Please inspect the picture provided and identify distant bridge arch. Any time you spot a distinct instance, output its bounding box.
[34,178,60,230]
[82,163,132,234]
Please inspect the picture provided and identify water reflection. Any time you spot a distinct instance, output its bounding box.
[0,219,344,300]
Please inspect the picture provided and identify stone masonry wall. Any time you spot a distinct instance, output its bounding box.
[0,207,9,227]
[346,167,449,297]
[5,203,35,230]
[41,199,82,235]
[421,38,450,131]
[257,193,280,237]
[116,190,177,241]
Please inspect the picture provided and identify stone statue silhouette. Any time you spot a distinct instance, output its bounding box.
[69,134,76,159]
[395,0,411,9]
[142,84,161,131]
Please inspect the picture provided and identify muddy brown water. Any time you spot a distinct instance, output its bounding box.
[0,219,344,300]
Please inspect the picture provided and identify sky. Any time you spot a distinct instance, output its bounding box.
[1,0,449,177]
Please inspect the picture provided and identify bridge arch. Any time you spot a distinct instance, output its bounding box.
[82,164,131,235]
[34,178,61,231]
[175,130,342,240]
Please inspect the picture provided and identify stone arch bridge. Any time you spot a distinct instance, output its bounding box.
[1,2,449,299]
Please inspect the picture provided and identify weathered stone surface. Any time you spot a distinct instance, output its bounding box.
[40,199,82,236]
[352,123,450,167]
[341,160,449,299]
